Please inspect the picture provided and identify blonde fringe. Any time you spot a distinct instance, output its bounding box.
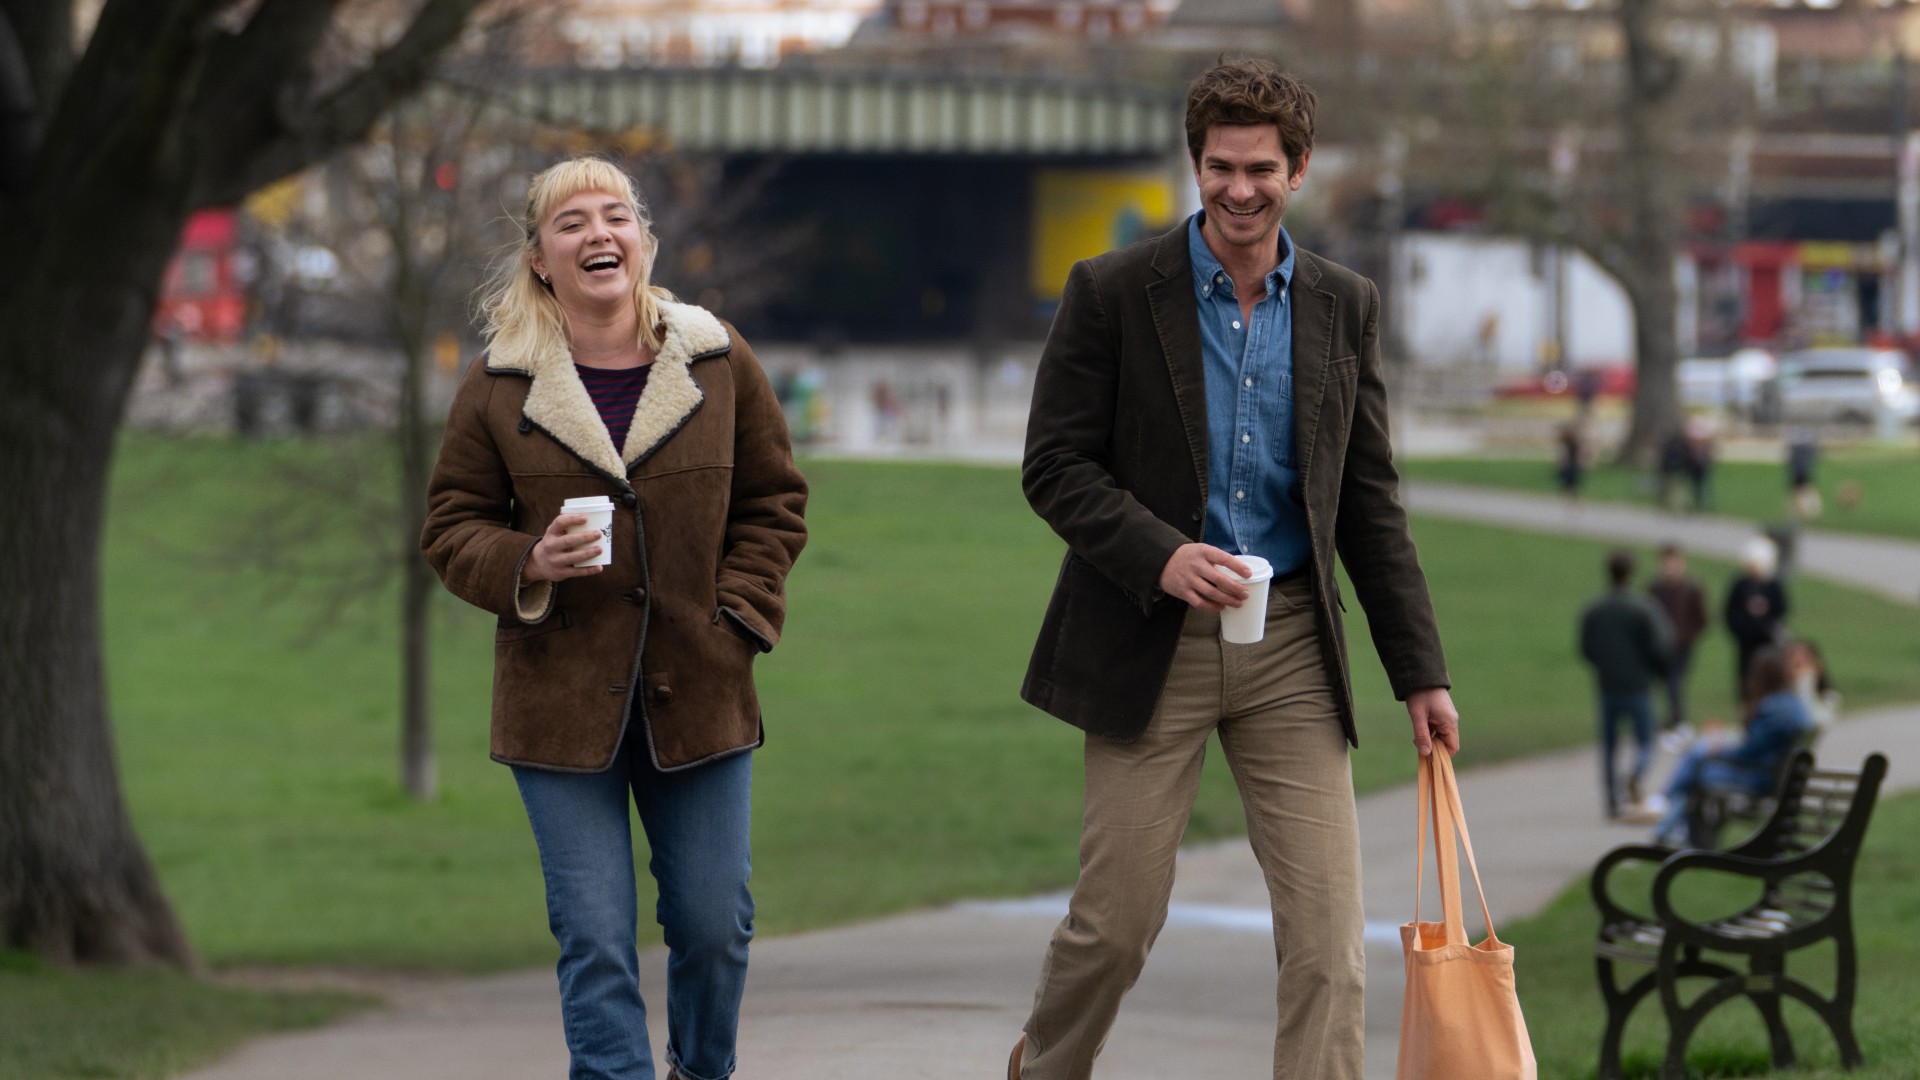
[474,156,676,359]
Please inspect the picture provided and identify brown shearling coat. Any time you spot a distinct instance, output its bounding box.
[422,301,807,772]
[1021,224,1448,745]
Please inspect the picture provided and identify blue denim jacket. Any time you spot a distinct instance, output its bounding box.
[1188,213,1311,575]
[1720,690,1815,791]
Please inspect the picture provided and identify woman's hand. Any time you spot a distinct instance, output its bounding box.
[522,514,605,583]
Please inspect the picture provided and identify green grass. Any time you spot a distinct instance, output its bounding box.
[1506,789,1920,1079]
[7,433,1918,1078]
[0,951,368,1080]
[1401,449,1920,542]
[90,435,1920,966]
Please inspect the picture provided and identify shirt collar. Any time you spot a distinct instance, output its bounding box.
[1188,212,1295,300]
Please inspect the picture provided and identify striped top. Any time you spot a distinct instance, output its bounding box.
[575,363,652,454]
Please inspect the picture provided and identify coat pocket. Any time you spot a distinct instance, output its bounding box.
[496,608,571,642]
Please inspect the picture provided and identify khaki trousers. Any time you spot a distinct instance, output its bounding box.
[1019,575,1365,1080]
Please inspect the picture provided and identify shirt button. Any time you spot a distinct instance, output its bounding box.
[1214,273,1224,284]
[1232,320,1241,330]
[1244,378,1253,387]
[1242,434,1251,443]
[1203,285,1211,295]
[1235,490,1246,500]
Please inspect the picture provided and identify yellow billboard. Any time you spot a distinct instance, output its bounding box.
[1032,169,1177,301]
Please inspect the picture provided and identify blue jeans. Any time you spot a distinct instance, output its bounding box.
[1597,691,1655,815]
[514,742,754,1080]
[1653,743,1763,847]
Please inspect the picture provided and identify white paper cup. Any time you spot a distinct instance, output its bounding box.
[561,495,615,567]
[1218,554,1274,645]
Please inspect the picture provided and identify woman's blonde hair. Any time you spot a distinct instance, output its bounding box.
[476,156,675,358]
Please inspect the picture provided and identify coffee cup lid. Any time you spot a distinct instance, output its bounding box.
[562,495,615,511]
[1228,553,1274,584]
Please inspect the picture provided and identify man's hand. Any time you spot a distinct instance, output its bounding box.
[1159,543,1252,612]
[1406,687,1460,757]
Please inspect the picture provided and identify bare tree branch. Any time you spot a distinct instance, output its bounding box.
[29,0,229,207]
[190,0,492,207]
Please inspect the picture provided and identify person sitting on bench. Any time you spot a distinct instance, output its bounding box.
[1651,645,1813,849]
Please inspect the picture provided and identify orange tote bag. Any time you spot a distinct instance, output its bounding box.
[1396,747,1537,1080]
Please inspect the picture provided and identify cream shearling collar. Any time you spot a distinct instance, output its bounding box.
[486,301,731,480]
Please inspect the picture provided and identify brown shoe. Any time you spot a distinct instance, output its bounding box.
[1007,1035,1025,1080]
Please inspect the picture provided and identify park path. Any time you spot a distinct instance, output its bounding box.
[180,486,1920,1080]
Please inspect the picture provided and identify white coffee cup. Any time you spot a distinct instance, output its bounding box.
[1218,553,1274,645]
[561,495,615,567]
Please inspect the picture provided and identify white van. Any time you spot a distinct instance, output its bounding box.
[1772,348,1918,426]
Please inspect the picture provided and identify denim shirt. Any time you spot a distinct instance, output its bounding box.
[1189,212,1311,575]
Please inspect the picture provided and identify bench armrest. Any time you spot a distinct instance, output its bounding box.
[1590,843,1677,926]
[1650,848,1835,947]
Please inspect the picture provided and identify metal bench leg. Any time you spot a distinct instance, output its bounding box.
[1749,956,1797,1070]
[1595,957,1657,1080]
[1659,943,1745,1080]
[1829,922,1865,1069]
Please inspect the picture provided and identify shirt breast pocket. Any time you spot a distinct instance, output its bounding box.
[1271,366,1299,469]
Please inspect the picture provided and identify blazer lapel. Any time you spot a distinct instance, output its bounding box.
[1145,229,1210,500]
[1290,252,1337,486]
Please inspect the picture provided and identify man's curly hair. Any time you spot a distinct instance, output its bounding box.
[1184,58,1316,179]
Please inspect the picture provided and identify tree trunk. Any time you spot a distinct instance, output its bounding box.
[395,264,436,802]
[1616,0,1683,464]
[0,215,198,968]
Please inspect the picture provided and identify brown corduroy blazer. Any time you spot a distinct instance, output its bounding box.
[1020,223,1448,745]
[422,301,807,772]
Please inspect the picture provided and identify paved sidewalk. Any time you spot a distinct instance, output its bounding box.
[181,487,1920,1080]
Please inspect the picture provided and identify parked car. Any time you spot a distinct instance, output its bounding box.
[1494,365,1636,400]
[1678,347,1776,416]
[1767,348,1919,426]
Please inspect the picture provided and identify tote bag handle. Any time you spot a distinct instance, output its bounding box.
[1413,746,1500,946]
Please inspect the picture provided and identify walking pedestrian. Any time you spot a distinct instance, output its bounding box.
[1684,412,1717,511]
[1646,543,1708,747]
[1656,428,1690,512]
[1787,427,1822,521]
[1008,58,1458,1080]
[1725,535,1788,699]
[1555,419,1586,504]
[420,156,808,1080]
[1579,549,1673,818]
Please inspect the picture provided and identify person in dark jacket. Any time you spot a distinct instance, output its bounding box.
[1008,59,1455,1080]
[1646,543,1708,741]
[1579,549,1673,818]
[1725,535,1788,697]
[1652,646,1814,848]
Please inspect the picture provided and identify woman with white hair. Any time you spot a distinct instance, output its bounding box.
[421,156,808,1080]
[1723,535,1787,699]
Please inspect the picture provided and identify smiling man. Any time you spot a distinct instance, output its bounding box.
[1008,60,1458,1080]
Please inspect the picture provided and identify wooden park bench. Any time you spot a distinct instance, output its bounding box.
[1589,751,1888,1080]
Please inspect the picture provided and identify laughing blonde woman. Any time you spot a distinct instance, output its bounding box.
[421,156,807,1080]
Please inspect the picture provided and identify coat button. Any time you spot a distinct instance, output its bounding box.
[624,587,647,605]
[620,491,638,508]
[653,684,674,704]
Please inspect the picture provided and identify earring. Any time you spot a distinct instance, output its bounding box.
[538,274,549,284]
